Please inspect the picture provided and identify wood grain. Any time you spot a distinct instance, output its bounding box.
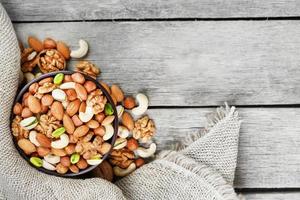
[15,21,300,106]
[2,0,300,21]
[242,192,300,199]
[146,107,300,188]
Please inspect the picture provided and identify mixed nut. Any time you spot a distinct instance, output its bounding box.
[14,36,157,180]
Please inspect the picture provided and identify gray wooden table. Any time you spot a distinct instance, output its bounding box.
[2,0,300,199]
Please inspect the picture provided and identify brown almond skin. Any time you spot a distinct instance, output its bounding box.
[95,113,105,123]
[94,126,105,136]
[135,158,145,168]
[18,139,36,155]
[65,89,77,101]
[37,147,50,157]
[13,103,23,115]
[72,115,83,127]
[41,94,54,106]
[29,83,39,94]
[99,81,111,94]
[28,36,44,52]
[51,101,64,120]
[73,125,89,138]
[28,95,42,113]
[71,73,85,84]
[84,81,96,93]
[122,112,134,130]
[52,148,67,157]
[111,85,124,102]
[75,83,87,101]
[36,133,51,148]
[43,38,57,49]
[66,99,80,116]
[86,120,99,129]
[123,96,136,109]
[57,41,70,60]
[65,144,75,155]
[63,114,75,134]
[76,158,88,169]
[21,107,33,118]
[60,156,71,167]
[69,165,79,173]
[111,94,117,106]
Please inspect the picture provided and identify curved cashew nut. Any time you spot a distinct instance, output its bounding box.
[42,159,56,171]
[136,143,156,158]
[52,89,67,102]
[70,39,89,58]
[132,93,149,116]
[113,163,136,177]
[44,154,60,165]
[59,82,76,90]
[29,131,40,147]
[51,134,69,149]
[103,124,114,141]
[79,106,94,122]
[117,126,129,138]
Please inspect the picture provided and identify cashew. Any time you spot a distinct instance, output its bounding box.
[79,106,94,122]
[117,126,129,138]
[132,93,148,116]
[59,82,76,90]
[42,159,56,171]
[116,105,124,118]
[113,138,127,150]
[70,39,89,58]
[44,154,60,165]
[29,131,40,147]
[87,158,103,166]
[113,163,136,177]
[136,143,156,158]
[24,72,35,83]
[51,134,69,149]
[103,124,114,141]
[52,89,66,102]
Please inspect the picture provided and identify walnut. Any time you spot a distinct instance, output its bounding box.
[75,61,100,79]
[34,113,61,138]
[133,116,156,143]
[75,141,98,160]
[38,82,56,94]
[38,49,66,73]
[87,89,107,114]
[21,48,38,72]
[11,116,29,139]
[109,149,135,169]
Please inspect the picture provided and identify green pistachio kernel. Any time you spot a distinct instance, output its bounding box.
[70,153,80,164]
[53,73,64,85]
[105,103,114,116]
[52,127,66,138]
[30,157,43,167]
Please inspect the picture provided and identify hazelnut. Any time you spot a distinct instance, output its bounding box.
[135,158,145,168]
[127,138,139,151]
[13,103,23,115]
[76,158,88,169]
[69,165,79,173]
[56,163,68,174]
[95,113,105,123]
[65,144,75,155]
[21,107,33,118]
[37,147,50,157]
[123,96,136,109]
[84,80,96,93]
[94,126,105,136]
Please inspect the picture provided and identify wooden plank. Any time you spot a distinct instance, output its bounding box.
[242,192,300,199]
[2,0,300,21]
[14,21,300,106]
[146,107,300,188]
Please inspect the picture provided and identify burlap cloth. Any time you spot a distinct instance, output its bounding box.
[0,4,241,200]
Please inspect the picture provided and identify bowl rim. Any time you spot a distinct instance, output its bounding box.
[11,70,118,177]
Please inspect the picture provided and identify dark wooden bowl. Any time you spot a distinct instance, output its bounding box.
[11,71,118,177]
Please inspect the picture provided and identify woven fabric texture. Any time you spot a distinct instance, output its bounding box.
[0,4,240,200]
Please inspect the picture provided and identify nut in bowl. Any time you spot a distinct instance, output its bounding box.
[11,71,118,177]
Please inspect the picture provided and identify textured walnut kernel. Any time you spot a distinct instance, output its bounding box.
[38,49,66,73]
[38,82,56,94]
[87,89,107,114]
[11,116,29,139]
[109,149,135,169]
[133,116,156,143]
[75,61,100,79]
[21,48,38,72]
[34,113,61,138]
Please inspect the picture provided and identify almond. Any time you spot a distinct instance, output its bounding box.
[21,107,33,118]
[18,139,36,155]
[39,77,53,86]
[52,148,67,156]
[94,126,105,136]
[111,94,117,106]
[75,83,87,101]
[36,133,51,148]
[63,114,75,134]
[102,116,115,126]
[65,144,75,155]
[41,94,54,106]
[71,73,85,84]
[64,75,73,82]
[43,38,57,49]
[99,142,111,155]
[79,101,86,113]
[28,36,44,52]
[84,80,96,93]
[122,112,134,130]
[99,81,110,94]
[72,115,83,126]
[66,99,80,116]
[37,147,50,157]
[123,96,136,109]
[111,85,124,102]
[28,95,42,113]
[51,101,64,120]
[73,125,89,138]
[57,41,70,60]
[66,89,77,101]
[13,103,23,115]
[29,83,39,94]
[76,158,88,169]
[86,120,99,129]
